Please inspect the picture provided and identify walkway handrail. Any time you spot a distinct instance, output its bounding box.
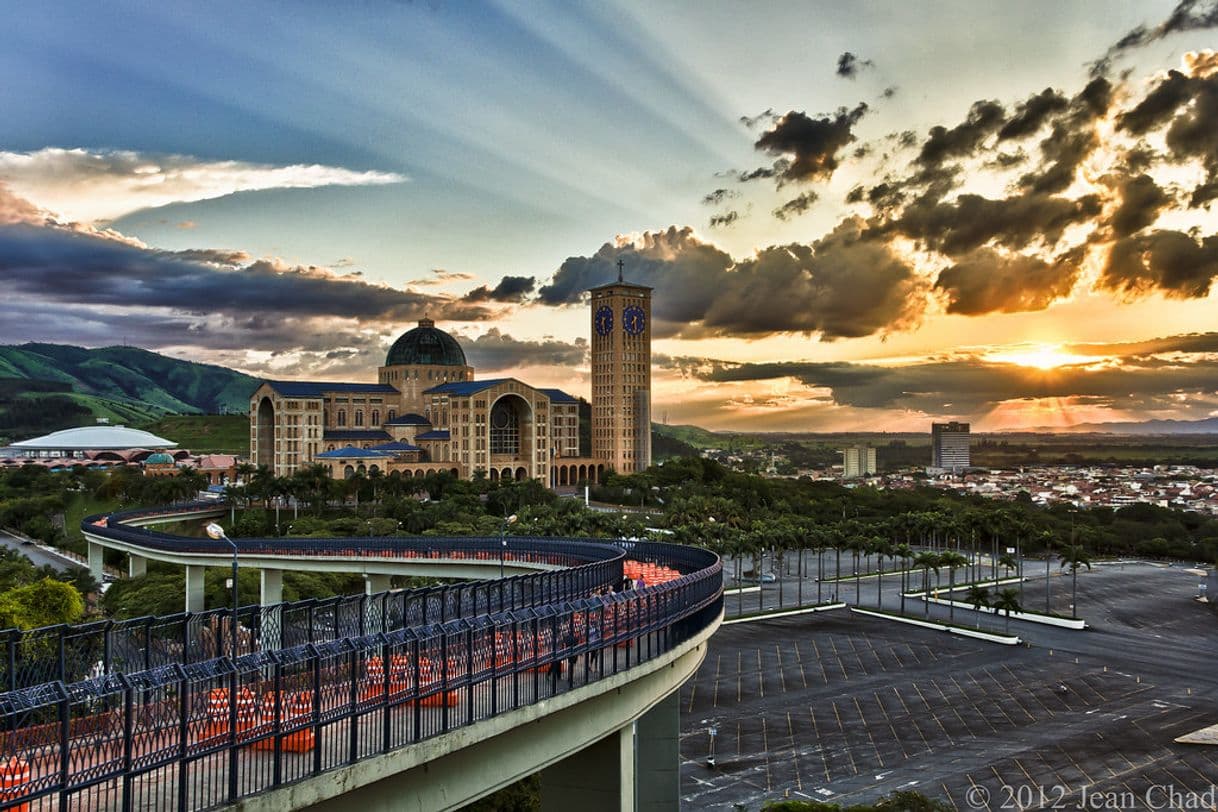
[0,501,722,812]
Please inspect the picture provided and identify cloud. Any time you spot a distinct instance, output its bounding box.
[539,221,924,340]
[0,183,48,226]
[1109,174,1173,236]
[708,210,740,228]
[667,350,1218,419]
[997,88,1069,140]
[0,147,406,222]
[916,100,1005,170]
[934,247,1082,315]
[701,188,739,206]
[407,268,478,286]
[461,275,536,303]
[888,191,1101,256]
[1100,229,1218,298]
[1017,77,1112,194]
[772,191,818,220]
[753,104,869,183]
[456,329,587,371]
[836,52,874,79]
[1093,0,1218,76]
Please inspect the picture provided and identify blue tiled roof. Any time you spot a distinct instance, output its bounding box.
[539,388,579,404]
[423,378,511,396]
[264,380,398,397]
[368,441,422,452]
[384,413,430,425]
[322,430,392,441]
[415,430,451,441]
[315,445,393,459]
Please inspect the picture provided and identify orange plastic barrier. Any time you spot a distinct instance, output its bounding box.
[0,757,30,812]
[253,691,315,752]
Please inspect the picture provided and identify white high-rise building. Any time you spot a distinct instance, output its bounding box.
[842,445,877,478]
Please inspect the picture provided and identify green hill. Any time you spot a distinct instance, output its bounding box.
[0,343,259,442]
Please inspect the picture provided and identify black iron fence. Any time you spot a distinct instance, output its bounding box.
[0,505,722,811]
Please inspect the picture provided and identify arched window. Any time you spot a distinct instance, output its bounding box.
[337,410,347,426]
[355,411,364,426]
[371,410,380,426]
[388,410,396,422]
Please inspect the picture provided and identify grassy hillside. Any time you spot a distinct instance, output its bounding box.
[0,343,260,441]
[142,415,249,455]
[652,423,762,451]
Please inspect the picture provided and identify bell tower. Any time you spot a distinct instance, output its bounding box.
[590,260,652,474]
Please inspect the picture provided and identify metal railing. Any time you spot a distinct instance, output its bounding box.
[0,504,722,811]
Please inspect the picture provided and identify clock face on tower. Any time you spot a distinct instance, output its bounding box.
[623,305,646,336]
[594,305,614,336]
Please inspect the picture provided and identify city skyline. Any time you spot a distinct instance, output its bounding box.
[3,1,1218,432]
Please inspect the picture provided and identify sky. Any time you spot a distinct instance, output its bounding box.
[2,0,1218,432]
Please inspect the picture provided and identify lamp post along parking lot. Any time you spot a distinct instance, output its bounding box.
[206,522,239,661]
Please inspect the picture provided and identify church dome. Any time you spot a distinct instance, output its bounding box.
[385,319,468,367]
[145,452,175,465]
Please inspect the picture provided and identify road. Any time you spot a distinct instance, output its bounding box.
[0,527,87,572]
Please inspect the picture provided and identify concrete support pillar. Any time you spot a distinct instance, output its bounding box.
[364,573,391,595]
[127,554,147,579]
[634,692,680,812]
[541,725,634,812]
[87,541,104,583]
[261,568,283,652]
[185,565,206,614]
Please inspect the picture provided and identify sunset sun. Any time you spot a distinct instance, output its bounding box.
[984,345,1093,370]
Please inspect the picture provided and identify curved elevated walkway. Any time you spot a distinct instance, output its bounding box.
[0,502,723,811]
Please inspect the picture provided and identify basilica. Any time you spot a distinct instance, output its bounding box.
[249,275,652,487]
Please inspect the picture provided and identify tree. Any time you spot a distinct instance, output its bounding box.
[965,585,990,629]
[0,578,85,629]
[1058,543,1092,619]
[893,542,913,614]
[912,551,940,618]
[938,550,969,623]
[873,537,893,609]
[993,588,1022,634]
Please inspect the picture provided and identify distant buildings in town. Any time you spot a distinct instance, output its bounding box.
[841,445,877,478]
[930,421,970,473]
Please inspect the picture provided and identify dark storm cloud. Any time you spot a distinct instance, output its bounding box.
[1100,229,1218,298]
[730,161,791,183]
[997,89,1069,140]
[0,222,497,325]
[669,354,1218,416]
[1110,174,1173,236]
[462,275,536,303]
[888,191,1100,256]
[456,329,587,372]
[537,222,923,340]
[772,192,818,221]
[1017,78,1112,194]
[836,52,874,78]
[708,211,739,228]
[702,188,739,206]
[739,109,778,129]
[934,248,1082,315]
[1092,0,1218,76]
[916,100,1005,169]
[754,104,869,183]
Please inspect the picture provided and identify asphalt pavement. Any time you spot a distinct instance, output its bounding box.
[0,528,86,572]
[686,561,1218,810]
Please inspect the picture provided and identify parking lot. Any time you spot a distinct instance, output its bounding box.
[682,564,1218,810]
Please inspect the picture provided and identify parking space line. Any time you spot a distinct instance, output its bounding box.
[853,696,886,768]
[786,710,803,793]
[711,653,721,709]
[776,643,787,695]
[757,648,765,699]
[809,707,832,782]
[761,715,773,792]
[1058,744,1094,787]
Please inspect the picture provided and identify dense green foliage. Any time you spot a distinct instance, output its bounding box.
[0,342,258,440]
[141,414,249,455]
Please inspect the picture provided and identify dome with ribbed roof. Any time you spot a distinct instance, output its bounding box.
[385,318,468,367]
[145,452,175,464]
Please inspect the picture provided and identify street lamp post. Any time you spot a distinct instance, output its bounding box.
[206,522,239,662]
[205,520,240,804]
[500,514,518,579]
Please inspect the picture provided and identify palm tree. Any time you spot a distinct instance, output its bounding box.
[912,551,941,618]
[965,585,990,629]
[939,550,969,623]
[1039,529,1055,614]
[997,552,1017,583]
[993,588,1022,634]
[893,542,913,614]
[874,537,893,610]
[846,536,867,605]
[1059,544,1092,619]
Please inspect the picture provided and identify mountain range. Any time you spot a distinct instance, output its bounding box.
[0,343,258,441]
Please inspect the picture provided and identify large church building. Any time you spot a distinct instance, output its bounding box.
[249,275,652,487]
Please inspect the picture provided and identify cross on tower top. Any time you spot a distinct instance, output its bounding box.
[617,258,624,284]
